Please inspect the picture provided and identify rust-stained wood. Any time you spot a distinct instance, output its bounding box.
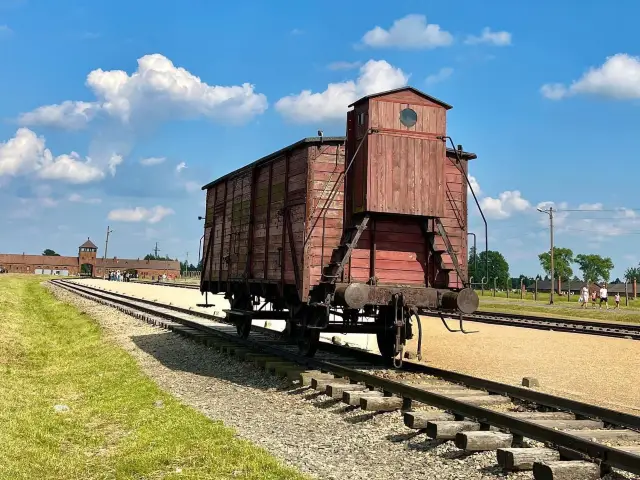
[280,154,290,294]
[201,89,471,296]
[218,181,228,285]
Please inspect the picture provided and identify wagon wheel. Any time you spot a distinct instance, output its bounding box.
[231,293,253,339]
[375,306,407,364]
[297,307,324,357]
[284,306,302,341]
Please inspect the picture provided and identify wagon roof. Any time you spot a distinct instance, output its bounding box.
[348,86,453,110]
[201,136,345,190]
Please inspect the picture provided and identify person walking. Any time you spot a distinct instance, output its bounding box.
[591,290,597,308]
[580,285,589,309]
[615,292,620,309]
[599,283,609,309]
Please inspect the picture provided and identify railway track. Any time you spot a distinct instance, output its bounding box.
[52,279,640,479]
[456,311,640,341]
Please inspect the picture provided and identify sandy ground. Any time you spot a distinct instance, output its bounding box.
[406,317,640,415]
[72,279,640,415]
[73,279,377,351]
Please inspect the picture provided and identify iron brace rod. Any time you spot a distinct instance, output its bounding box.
[304,128,378,248]
[439,136,488,287]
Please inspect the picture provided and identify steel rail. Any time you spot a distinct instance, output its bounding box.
[422,310,640,340]
[52,279,640,475]
[56,279,640,431]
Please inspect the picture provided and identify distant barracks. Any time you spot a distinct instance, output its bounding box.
[0,238,181,279]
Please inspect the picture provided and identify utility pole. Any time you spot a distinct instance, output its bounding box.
[104,226,113,261]
[153,242,160,258]
[537,206,555,304]
[184,252,189,276]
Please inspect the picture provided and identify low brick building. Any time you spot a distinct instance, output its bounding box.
[0,238,181,279]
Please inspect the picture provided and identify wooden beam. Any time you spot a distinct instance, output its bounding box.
[343,390,382,406]
[529,420,604,430]
[360,396,404,412]
[497,448,561,471]
[532,460,600,480]
[404,411,455,429]
[326,382,367,399]
[426,420,482,440]
[455,431,513,451]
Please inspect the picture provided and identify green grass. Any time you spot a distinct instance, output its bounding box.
[0,275,305,480]
[476,290,640,324]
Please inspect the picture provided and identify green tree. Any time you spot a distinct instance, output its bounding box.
[538,247,574,282]
[624,267,640,283]
[468,249,510,289]
[42,249,60,256]
[574,254,615,283]
[144,253,172,261]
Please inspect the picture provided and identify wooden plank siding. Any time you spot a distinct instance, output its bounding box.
[305,144,346,290]
[201,139,346,302]
[362,93,447,217]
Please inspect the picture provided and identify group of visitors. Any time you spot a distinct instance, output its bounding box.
[579,284,620,309]
[106,270,134,282]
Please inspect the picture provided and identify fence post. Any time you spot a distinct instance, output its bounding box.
[534,279,538,301]
[520,278,524,300]
[506,277,510,298]
[493,277,497,297]
[625,282,629,307]
[568,279,571,302]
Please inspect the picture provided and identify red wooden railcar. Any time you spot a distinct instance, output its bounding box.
[200,86,480,362]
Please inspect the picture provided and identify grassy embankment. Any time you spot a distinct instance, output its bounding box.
[0,275,304,480]
[476,290,640,324]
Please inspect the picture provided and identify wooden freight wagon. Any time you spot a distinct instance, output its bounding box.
[200,86,481,362]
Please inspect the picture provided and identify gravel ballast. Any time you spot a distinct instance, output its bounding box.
[49,283,542,480]
[74,279,640,416]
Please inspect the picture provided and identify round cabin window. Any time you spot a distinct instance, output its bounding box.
[400,108,417,128]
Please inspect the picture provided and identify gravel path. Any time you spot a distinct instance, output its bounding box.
[49,283,539,480]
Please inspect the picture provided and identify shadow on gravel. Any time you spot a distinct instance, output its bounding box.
[130,332,294,392]
[386,431,422,442]
[404,438,445,452]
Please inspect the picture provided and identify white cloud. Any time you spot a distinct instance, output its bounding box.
[361,14,453,49]
[425,67,453,85]
[480,191,531,219]
[540,83,568,100]
[467,175,481,196]
[107,205,174,224]
[541,54,640,101]
[18,53,269,129]
[0,128,104,184]
[176,161,187,173]
[275,59,408,123]
[140,156,166,166]
[108,154,123,176]
[327,61,362,71]
[18,101,99,130]
[68,193,101,204]
[465,27,512,46]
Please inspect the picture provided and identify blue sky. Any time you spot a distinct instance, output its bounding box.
[1,0,640,280]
